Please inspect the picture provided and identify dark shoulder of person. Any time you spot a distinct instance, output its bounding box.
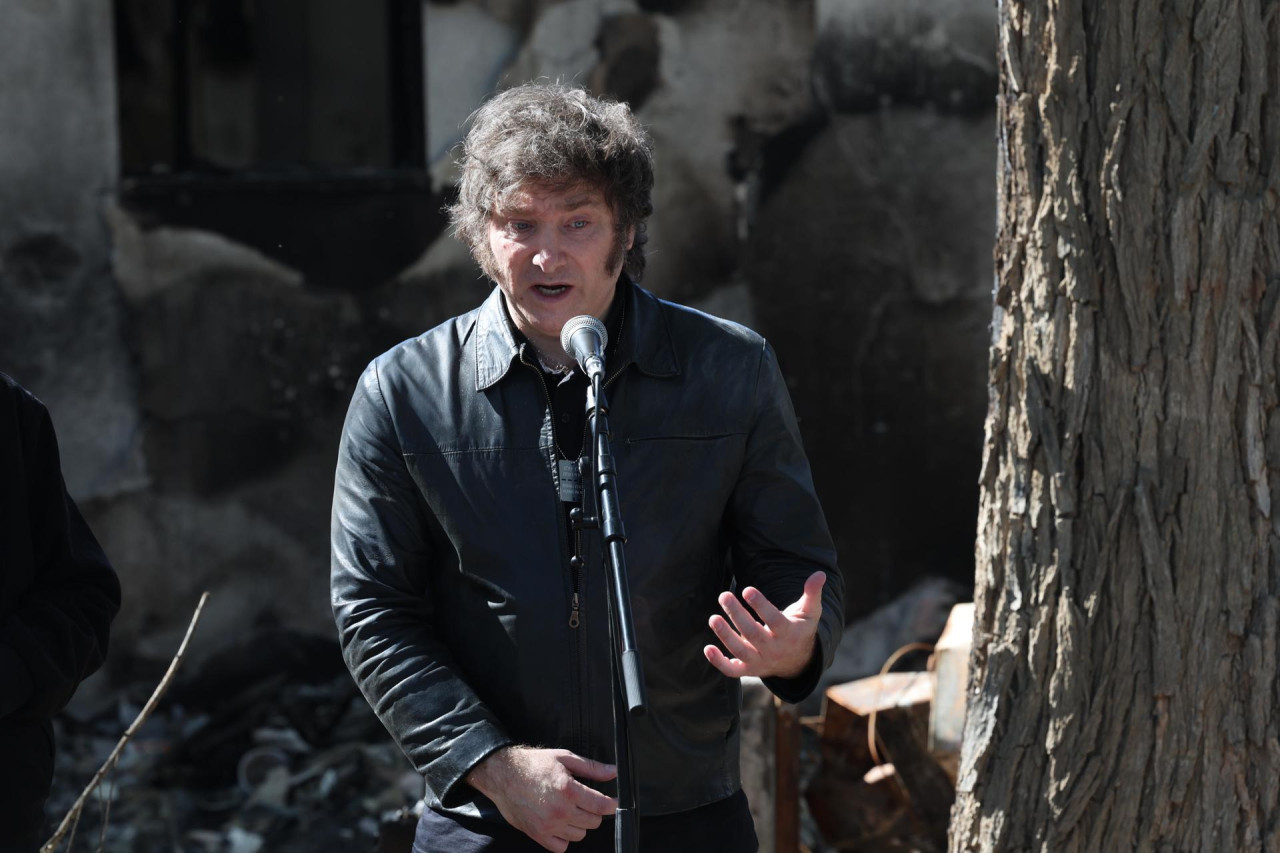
[0,370,121,720]
[0,372,61,496]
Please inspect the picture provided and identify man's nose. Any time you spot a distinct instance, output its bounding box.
[532,233,564,272]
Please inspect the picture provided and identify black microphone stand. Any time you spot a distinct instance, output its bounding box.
[572,370,647,853]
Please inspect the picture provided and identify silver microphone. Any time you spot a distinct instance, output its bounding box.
[560,315,608,383]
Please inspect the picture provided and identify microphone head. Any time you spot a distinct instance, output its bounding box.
[560,315,608,360]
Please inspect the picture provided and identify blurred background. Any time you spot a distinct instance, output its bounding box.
[2,0,996,849]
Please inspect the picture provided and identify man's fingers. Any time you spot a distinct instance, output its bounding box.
[574,787,619,817]
[718,591,768,643]
[797,572,827,615]
[560,753,617,782]
[704,643,748,677]
[558,824,589,842]
[740,586,785,628]
[709,613,757,662]
[556,753,618,816]
[705,575,829,681]
[565,807,607,831]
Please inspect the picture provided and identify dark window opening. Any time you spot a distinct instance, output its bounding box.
[113,0,443,290]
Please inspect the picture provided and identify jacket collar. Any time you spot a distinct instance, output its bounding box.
[473,286,521,391]
[473,277,679,392]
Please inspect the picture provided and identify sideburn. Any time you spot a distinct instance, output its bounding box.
[605,222,634,277]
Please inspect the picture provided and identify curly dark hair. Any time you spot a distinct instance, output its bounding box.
[448,83,655,282]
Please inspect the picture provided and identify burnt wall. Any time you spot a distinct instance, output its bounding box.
[0,0,997,672]
[0,1,143,501]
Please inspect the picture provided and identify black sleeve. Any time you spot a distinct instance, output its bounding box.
[0,387,121,721]
[727,341,844,704]
[330,363,512,804]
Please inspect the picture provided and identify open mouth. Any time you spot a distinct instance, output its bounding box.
[534,285,569,295]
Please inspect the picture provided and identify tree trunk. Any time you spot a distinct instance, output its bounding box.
[951,1,1280,851]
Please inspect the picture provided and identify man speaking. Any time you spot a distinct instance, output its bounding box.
[331,83,843,852]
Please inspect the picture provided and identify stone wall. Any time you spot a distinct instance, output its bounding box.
[0,0,997,675]
[0,0,143,501]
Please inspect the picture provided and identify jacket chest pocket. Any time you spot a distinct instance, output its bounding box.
[614,433,744,589]
[405,447,561,593]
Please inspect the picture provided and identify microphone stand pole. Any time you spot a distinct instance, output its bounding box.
[574,371,647,853]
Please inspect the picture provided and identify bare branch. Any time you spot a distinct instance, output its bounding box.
[41,592,210,853]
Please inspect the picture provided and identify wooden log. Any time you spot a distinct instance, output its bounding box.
[806,761,912,851]
[821,672,954,847]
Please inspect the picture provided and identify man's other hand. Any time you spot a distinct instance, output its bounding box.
[465,746,618,852]
[704,570,826,679]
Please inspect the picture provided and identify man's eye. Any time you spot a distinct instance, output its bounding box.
[570,220,588,229]
[510,222,532,233]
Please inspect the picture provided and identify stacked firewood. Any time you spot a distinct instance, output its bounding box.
[801,603,972,853]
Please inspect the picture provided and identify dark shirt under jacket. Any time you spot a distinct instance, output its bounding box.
[0,373,121,853]
[516,289,625,547]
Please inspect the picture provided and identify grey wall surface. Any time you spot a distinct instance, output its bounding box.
[0,0,144,500]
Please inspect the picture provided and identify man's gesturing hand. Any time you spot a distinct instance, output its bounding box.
[466,746,618,852]
[704,571,826,679]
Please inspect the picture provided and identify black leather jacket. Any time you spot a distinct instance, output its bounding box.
[331,281,842,819]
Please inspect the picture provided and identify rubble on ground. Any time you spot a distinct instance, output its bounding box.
[46,629,421,853]
[45,599,974,853]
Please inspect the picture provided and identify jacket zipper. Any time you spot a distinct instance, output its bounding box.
[518,344,628,632]
[569,529,582,628]
[518,344,587,755]
[516,318,627,759]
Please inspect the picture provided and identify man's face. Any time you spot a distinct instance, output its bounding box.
[487,182,633,359]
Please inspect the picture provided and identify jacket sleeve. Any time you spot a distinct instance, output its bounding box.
[0,391,121,721]
[330,363,512,805]
[727,341,844,704]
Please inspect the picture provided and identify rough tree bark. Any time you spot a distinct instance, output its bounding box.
[951,1,1280,851]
